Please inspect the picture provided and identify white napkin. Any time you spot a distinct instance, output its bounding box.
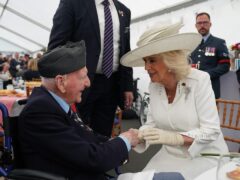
[117,170,155,180]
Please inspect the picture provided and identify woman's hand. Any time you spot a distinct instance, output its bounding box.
[140,128,184,146]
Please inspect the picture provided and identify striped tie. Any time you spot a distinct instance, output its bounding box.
[102,0,113,78]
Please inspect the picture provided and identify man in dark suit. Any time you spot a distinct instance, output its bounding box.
[9,52,22,78]
[191,12,230,99]
[48,0,134,137]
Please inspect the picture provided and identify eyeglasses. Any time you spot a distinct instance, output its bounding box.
[196,21,210,25]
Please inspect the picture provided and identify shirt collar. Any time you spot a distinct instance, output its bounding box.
[202,33,210,43]
[48,90,70,113]
[96,0,113,6]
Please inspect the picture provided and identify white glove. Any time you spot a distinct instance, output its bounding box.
[137,130,145,143]
[141,128,184,146]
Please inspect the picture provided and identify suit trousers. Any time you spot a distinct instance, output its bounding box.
[78,73,119,137]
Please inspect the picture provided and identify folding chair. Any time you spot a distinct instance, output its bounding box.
[216,99,240,152]
[0,100,67,180]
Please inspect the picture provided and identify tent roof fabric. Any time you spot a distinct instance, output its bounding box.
[0,0,198,53]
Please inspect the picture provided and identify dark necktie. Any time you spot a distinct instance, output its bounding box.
[68,109,92,131]
[102,0,113,78]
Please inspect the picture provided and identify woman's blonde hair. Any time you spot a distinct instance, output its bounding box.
[160,50,191,81]
[27,58,39,71]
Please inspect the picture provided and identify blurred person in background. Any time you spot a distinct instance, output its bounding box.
[23,58,40,81]
[190,12,230,99]
[36,52,43,59]
[0,62,12,88]
[0,53,4,64]
[9,52,22,78]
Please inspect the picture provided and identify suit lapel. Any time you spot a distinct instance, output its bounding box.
[83,0,100,44]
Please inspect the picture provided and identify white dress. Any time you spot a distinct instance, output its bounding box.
[134,69,228,180]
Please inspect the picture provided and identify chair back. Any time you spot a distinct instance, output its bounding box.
[1,100,68,179]
[25,81,41,97]
[10,99,27,169]
[10,116,24,168]
[216,99,240,152]
[0,100,26,176]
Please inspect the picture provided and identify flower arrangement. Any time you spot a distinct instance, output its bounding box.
[230,42,240,51]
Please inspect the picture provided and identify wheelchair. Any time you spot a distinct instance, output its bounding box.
[0,99,67,180]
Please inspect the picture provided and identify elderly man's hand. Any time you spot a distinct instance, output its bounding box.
[141,128,184,146]
[121,128,140,147]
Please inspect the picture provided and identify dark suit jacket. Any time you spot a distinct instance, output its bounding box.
[18,86,128,180]
[9,58,21,78]
[48,0,133,108]
[191,34,230,98]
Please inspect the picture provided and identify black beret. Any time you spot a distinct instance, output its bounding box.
[38,41,86,78]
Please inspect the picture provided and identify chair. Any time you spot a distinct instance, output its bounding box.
[216,99,240,152]
[112,107,122,138]
[25,81,41,97]
[0,100,67,180]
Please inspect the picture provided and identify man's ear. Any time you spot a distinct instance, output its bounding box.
[55,75,67,93]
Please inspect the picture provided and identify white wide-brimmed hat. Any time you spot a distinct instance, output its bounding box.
[120,21,201,67]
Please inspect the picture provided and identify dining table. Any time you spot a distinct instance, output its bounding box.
[194,161,240,180]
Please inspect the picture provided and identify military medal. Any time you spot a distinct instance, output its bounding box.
[205,47,215,56]
[205,47,210,56]
[210,47,215,56]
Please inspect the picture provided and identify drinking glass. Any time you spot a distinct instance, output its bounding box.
[216,153,240,180]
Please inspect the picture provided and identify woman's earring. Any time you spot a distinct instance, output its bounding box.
[168,69,172,73]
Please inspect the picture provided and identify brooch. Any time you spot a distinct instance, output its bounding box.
[118,10,124,17]
[182,83,191,100]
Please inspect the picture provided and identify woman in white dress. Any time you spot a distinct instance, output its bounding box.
[120,22,229,180]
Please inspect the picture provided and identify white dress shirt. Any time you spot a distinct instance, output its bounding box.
[95,0,120,74]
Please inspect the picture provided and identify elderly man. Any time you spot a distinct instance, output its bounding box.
[18,41,139,180]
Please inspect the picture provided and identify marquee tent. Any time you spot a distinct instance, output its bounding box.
[0,0,206,53]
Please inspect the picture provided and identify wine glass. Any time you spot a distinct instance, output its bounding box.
[216,153,240,180]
